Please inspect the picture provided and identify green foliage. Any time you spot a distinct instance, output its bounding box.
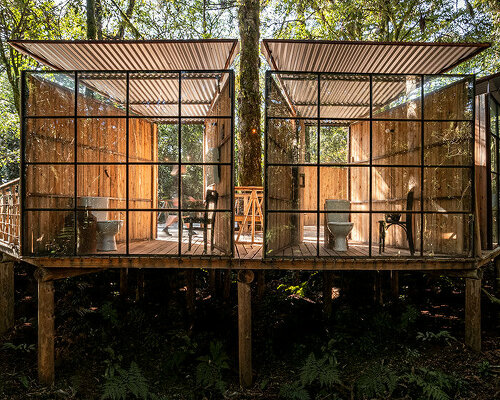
[398,304,420,332]
[195,341,230,394]
[300,351,341,388]
[280,339,343,399]
[100,301,120,327]
[356,363,398,399]
[405,367,464,400]
[416,330,456,346]
[101,361,150,400]
[1,342,35,353]
[476,360,491,377]
[277,281,308,297]
[279,381,310,400]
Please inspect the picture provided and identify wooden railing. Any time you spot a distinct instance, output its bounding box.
[0,178,20,252]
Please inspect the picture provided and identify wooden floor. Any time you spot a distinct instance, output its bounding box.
[107,237,417,259]
[100,224,417,259]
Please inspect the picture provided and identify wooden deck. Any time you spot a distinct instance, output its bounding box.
[14,221,493,271]
[116,238,415,259]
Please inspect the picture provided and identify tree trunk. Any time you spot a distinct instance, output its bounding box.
[87,0,97,39]
[237,0,262,186]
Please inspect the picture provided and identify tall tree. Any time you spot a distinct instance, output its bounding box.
[87,0,97,39]
[237,0,261,186]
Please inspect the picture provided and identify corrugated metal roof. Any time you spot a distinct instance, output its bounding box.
[261,39,489,74]
[10,39,239,71]
[263,40,486,119]
[10,40,238,119]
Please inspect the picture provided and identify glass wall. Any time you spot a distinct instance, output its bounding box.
[490,97,499,247]
[265,71,475,258]
[21,70,234,257]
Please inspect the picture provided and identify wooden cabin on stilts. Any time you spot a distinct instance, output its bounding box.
[0,39,498,386]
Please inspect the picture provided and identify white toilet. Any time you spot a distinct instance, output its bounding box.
[325,200,354,252]
[79,197,123,251]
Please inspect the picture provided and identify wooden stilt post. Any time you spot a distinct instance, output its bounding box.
[38,278,55,385]
[256,270,265,298]
[390,271,399,299]
[186,269,195,317]
[0,261,14,335]
[374,271,383,305]
[465,277,481,352]
[136,269,144,301]
[209,270,216,294]
[120,268,128,297]
[496,259,500,328]
[323,271,334,318]
[223,270,231,300]
[238,270,254,388]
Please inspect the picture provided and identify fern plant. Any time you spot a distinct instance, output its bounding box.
[195,341,230,394]
[279,381,310,400]
[404,367,464,400]
[101,361,150,400]
[280,339,344,399]
[416,330,456,346]
[356,363,398,399]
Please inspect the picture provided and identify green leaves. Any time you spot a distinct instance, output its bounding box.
[101,361,150,400]
[195,340,230,394]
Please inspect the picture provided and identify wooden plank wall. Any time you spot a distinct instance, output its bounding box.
[350,80,473,255]
[205,80,232,254]
[302,166,348,226]
[266,78,298,254]
[25,75,157,255]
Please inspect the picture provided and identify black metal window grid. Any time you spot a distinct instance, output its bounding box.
[264,71,476,259]
[20,69,235,258]
[489,96,499,248]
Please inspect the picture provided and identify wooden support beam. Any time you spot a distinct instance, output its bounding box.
[391,271,399,299]
[185,269,195,317]
[29,255,477,271]
[495,259,500,328]
[238,270,254,388]
[0,261,14,335]
[34,267,106,282]
[323,271,334,317]
[256,271,265,298]
[120,269,128,297]
[223,270,231,300]
[465,277,482,352]
[38,279,55,385]
[136,269,145,301]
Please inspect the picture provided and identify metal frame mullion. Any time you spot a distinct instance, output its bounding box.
[74,71,78,256]
[471,76,476,257]
[126,72,130,255]
[229,70,235,257]
[317,73,321,257]
[20,71,26,256]
[369,75,373,257]
[263,71,270,258]
[420,75,425,256]
[178,72,182,256]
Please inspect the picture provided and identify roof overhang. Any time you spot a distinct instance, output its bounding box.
[11,40,239,120]
[9,39,239,71]
[262,40,487,119]
[261,39,490,74]
[476,72,500,104]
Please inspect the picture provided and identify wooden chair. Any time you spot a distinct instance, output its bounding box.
[378,190,415,256]
[182,190,219,253]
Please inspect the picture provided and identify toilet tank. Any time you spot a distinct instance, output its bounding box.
[325,200,350,223]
